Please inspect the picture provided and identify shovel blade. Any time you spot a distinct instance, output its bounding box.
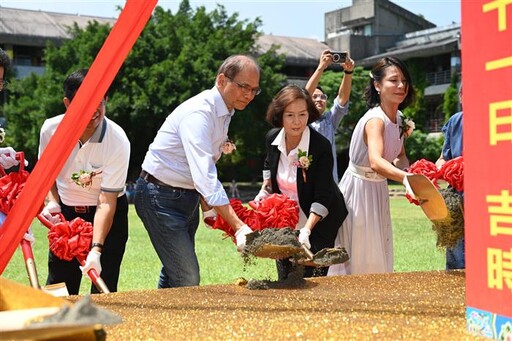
[407,174,449,221]
[252,244,302,259]
[297,247,350,267]
[42,283,69,297]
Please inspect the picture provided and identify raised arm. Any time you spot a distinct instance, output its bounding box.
[337,52,355,106]
[305,49,332,96]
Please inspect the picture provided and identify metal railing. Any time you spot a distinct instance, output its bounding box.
[426,70,452,85]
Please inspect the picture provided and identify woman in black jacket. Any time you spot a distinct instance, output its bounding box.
[254,85,348,279]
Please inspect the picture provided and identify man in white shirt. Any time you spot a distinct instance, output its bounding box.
[135,54,259,288]
[305,50,355,182]
[39,69,130,295]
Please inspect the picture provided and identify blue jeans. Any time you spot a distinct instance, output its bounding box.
[134,177,200,288]
[446,237,465,270]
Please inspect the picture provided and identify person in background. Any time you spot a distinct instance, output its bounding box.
[0,47,32,247]
[134,55,259,289]
[328,56,416,276]
[39,69,130,295]
[229,179,240,198]
[0,48,22,171]
[255,84,348,280]
[305,49,355,182]
[435,84,464,270]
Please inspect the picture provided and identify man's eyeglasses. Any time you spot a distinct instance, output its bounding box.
[227,77,261,96]
[312,93,328,101]
[0,80,8,91]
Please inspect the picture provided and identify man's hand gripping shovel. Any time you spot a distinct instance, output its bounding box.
[37,212,110,294]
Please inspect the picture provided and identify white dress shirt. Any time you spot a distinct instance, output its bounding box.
[141,86,232,206]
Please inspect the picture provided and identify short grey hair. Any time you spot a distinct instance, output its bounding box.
[217,55,260,79]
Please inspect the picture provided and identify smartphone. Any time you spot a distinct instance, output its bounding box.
[331,51,347,63]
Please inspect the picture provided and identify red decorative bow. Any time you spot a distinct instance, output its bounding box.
[408,159,440,187]
[212,194,299,243]
[0,152,30,215]
[439,156,464,192]
[38,213,93,262]
[406,157,464,206]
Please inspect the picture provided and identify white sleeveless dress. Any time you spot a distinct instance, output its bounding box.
[328,106,404,275]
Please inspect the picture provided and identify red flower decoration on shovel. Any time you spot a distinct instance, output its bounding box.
[439,156,464,192]
[38,213,110,293]
[408,159,439,187]
[44,213,93,262]
[0,152,30,215]
[212,194,299,244]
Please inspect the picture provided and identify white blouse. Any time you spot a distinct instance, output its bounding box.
[270,127,311,229]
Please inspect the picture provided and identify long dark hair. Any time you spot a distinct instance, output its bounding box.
[364,56,415,110]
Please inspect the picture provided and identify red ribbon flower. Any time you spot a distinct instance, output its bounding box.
[46,216,93,262]
[253,193,299,229]
[404,157,464,206]
[439,156,464,192]
[0,152,30,215]
[212,194,299,244]
[405,193,420,206]
[408,159,439,187]
[212,199,251,239]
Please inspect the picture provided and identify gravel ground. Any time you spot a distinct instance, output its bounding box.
[77,270,481,340]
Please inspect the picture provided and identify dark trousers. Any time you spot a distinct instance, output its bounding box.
[46,195,129,295]
[446,237,465,270]
[276,235,332,281]
[276,259,329,280]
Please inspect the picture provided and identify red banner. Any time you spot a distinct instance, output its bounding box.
[0,0,158,272]
[463,0,512,322]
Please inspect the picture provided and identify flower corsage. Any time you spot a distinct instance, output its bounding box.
[293,149,313,183]
[400,116,415,139]
[71,170,102,188]
[221,139,237,155]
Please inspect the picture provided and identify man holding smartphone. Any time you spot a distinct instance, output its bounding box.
[305,50,355,182]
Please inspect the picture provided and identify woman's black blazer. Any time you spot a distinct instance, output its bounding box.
[263,127,348,250]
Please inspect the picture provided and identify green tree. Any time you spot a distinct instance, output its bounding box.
[442,73,460,121]
[4,72,64,163]
[402,59,428,131]
[405,131,444,163]
[316,66,368,152]
[4,0,286,181]
[4,20,112,164]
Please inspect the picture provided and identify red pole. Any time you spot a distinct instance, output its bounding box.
[0,0,158,273]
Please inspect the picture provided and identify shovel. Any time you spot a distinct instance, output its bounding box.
[1,207,68,296]
[19,238,40,290]
[406,174,449,221]
[37,213,110,294]
[251,243,303,259]
[295,247,350,267]
[19,230,70,296]
[244,228,304,260]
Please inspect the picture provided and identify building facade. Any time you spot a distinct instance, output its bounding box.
[324,0,435,61]
[1,2,460,132]
[0,7,116,78]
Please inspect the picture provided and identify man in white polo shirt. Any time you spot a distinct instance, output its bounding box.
[39,69,130,295]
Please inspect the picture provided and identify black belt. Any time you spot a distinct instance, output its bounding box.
[140,170,196,192]
[61,203,93,214]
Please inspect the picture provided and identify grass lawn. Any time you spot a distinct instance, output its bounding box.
[2,196,445,294]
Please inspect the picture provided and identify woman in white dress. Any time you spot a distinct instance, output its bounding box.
[328,56,416,275]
